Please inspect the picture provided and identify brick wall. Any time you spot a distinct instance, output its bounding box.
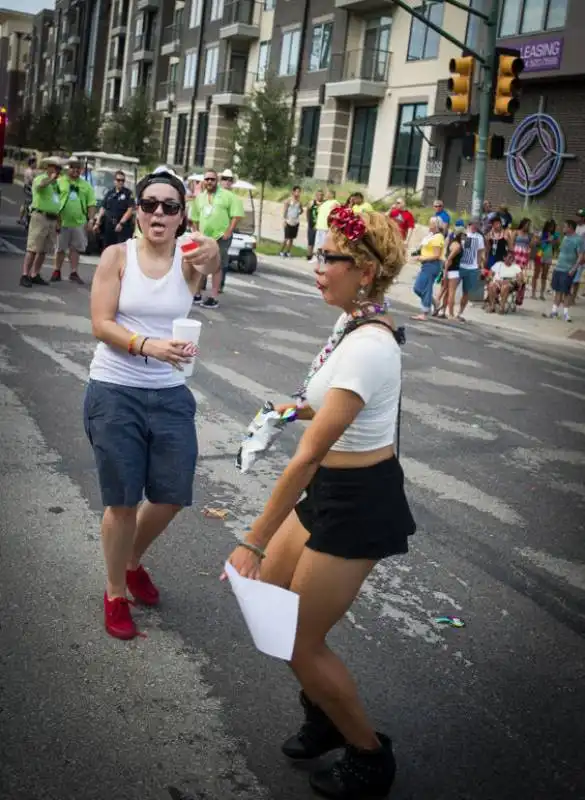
[456,80,585,219]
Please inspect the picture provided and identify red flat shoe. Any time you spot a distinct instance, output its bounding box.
[104,593,137,640]
[126,565,160,606]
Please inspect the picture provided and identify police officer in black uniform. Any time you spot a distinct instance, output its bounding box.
[93,170,135,249]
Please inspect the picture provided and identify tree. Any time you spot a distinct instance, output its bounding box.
[30,100,64,153]
[6,107,35,148]
[101,91,161,164]
[230,78,302,241]
[61,93,101,151]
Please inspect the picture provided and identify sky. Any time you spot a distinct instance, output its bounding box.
[2,0,53,13]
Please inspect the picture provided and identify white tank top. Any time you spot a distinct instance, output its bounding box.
[89,238,194,389]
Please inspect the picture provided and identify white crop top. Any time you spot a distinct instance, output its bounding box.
[305,319,401,452]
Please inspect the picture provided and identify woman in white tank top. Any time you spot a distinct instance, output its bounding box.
[84,170,220,641]
[224,208,415,798]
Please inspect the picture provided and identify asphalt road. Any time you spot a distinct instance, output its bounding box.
[0,232,585,800]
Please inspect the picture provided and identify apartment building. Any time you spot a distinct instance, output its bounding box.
[23,9,55,115]
[136,0,468,193]
[427,0,585,218]
[0,8,34,121]
[43,0,112,111]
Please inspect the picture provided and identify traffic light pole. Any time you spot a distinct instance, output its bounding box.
[471,0,501,218]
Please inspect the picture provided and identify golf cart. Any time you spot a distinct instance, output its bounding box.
[228,179,258,275]
[72,152,139,254]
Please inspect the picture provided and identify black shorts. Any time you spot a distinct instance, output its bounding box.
[296,457,416,560]
[285,223,299,240]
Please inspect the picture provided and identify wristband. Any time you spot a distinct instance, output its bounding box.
[128,333,139,355]
[139,336,149,364]
[238,541,266,560]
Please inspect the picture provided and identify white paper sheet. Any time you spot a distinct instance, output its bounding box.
[224,561,299,661]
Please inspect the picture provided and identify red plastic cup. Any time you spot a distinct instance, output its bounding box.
[180,240,200,255]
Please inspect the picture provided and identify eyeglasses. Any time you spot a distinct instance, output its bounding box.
[316,251,355,267]
[204,176,217,182]
[138,198,183,216]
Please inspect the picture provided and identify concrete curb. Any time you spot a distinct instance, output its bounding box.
[257,256,585,352]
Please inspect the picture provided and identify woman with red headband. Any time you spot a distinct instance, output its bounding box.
[225,207,415,799]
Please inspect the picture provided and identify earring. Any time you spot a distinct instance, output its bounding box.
[356,285,368,303]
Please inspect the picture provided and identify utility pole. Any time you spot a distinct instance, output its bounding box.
[471,0,500,217]
[388,0,504,216]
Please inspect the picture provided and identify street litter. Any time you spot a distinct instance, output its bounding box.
[202,507,229,520]
[435,616,465,628]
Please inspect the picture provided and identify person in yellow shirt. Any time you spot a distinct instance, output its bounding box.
[411,216,445,320]
[351,192,374,215]
[314,189,339,253]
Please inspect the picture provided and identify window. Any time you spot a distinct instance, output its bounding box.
[257,41,270,80]
[130,63,139,89]
[389,103,427,188]
[264,0,275,9]
[203,44,219,84]
[184,49,198,88]
[308,22,332,72]
[169,61,178,87]
[135,12,144,35]
[279,29,300,76]
[407,2,442,61]
[161,116,171,161]
[194,111,209,166]
[210,0,224,21]
[175,113,188,164]
[499,0,568,36]
[298,107,321,177]
[465,0,483,48]
[363,16,392,80]
[189,0,202,28]
[347,106,377,184]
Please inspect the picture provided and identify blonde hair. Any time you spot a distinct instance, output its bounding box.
[329,210,407,297]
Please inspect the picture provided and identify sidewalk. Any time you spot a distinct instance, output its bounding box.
[258,252,585,349]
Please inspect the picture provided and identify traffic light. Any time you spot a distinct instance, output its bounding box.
[446,55,474,114]
[493,49,524,117]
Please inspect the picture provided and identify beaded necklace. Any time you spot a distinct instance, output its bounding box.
[294,300,391,405]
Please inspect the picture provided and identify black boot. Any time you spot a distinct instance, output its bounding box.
[309,732,396,799]
[281,691,345,760]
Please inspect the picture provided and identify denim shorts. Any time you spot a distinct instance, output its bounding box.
[459,267,478,294]
[551,270,573,294]
[83,380,198,508]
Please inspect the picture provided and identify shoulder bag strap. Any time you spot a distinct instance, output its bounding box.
[341,318,406,458]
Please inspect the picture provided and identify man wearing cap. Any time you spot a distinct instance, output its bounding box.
[52,157,97,284]
[190,167,243,308]
[19,156,62,288]
[389,197,416,244]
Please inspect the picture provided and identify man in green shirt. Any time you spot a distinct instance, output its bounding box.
[189,167,243,309]
[52,156,96,285]
[20,156,63,288]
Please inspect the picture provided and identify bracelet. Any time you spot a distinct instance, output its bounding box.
[128,333,139,355]
[139,336,149,364]
[238,541,266,560]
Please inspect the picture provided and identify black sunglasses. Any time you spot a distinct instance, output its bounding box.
[317,251,355,266]
[204,176,217,181]
[138,198,183,216]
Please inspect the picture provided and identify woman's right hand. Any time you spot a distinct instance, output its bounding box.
[143,338,195,369]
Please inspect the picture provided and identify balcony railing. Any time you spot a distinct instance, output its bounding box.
[161,22,181,52]
[134,33,153,52]
[161,79,177,97]
[328,47,390,84]
[221,0,256,26]
[108,54,124,71]
[215,69,246,95]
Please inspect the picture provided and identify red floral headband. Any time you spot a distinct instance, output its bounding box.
[328,206,384,263]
